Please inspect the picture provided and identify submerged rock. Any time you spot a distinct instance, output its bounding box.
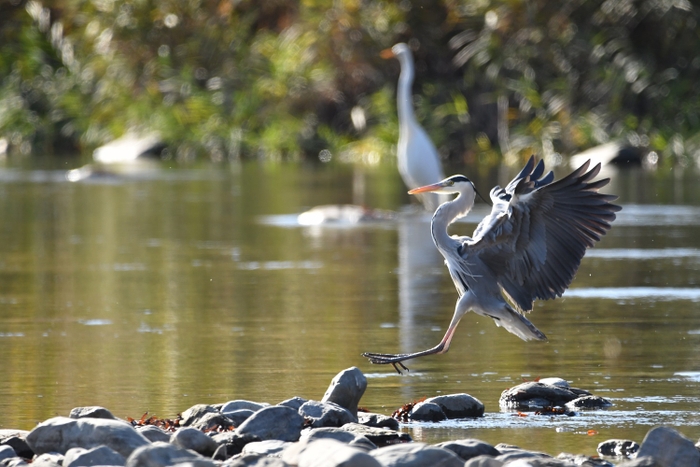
[499,379,593,410]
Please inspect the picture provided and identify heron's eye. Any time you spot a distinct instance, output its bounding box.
[447,180,454,186]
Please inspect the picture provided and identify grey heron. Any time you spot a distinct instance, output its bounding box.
[383,43,448,211]
[363,156,621,372]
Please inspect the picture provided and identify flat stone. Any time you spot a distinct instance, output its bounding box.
[436,439,500,461]
[235,406,304,442]
[69,407,117,420]
[298,400,356,428]
[557,452,614,466]
[170,427,219,457]
[321,367,367,418]
[63,445,126,467]
[223,410,254,427]
[180,405,219,427]
[211,432,260,457]
[371,442,463,467]
[464,456,504,467]
[597,439,640,458]
[137,426,172,443]
[283,438,380,467]
[357,412,399,431]
[26,417,149,458]
[225,453,289,466]
[125,442,210,467]
[220,401,268,414]
[31,452,63,467]
[425,394,485,418]
[188,413,235,432]
[408,402,446,422]
[565,395,613,410]
[301,427,376,451]
[241,440,291,456]
[499,381,591,410]
[0,445,16,462]
[613,456,662,466]
[277,397,307,411]
[338,423,411,448]
[637,426,700,466]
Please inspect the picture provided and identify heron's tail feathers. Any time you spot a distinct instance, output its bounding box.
[493,305,548,342]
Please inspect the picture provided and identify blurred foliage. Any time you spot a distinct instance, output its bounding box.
[0,0,699,167]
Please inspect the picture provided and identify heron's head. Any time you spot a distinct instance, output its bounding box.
[409,175,490,204]
[408,175,473,195]
[380,43,410,60]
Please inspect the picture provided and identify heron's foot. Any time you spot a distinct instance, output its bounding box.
[361,352,412,374]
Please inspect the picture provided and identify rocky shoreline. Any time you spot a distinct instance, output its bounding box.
[0,367,698,467]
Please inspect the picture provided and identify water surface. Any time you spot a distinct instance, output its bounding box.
[0,161,699,459]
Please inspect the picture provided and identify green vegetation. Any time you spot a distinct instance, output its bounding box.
[1,0,699,167]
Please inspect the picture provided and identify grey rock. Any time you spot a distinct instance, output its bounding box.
[597,439,640,458]
[298,400,356,428]
[64,445,126,467]
[557,452,614,466]
[222,410,254,427]
[241,440,290,456]
[212,445,227,461]
[0,446,16,462]
[464,456,504,467]
[188,413,235,432]
[31,453,63,467]
[221,401,268,414]
[1,457,30,467]
[283,438,380,467]
[499,381,591,410]
[235,406,304,442]
[637,426,700,466]
[408,402,446,422]
[357,412,399,431]
[436,439,500,461]
[26,416,150,458]
[495,450,553,464]
[537,377,570,388]
[0,431,33,459]
[180,406,219,427]
[211,432,260,457]
[565,395,613,410]
[615,456,662,467]
[170,428,219,457]
[137,426,172,443]
[277,397,307,411]
[338,423,411,448]
[321,367,367,418]
[224,453,289,466]
[125,442,209,467]
[371,442,463,467]
[301,427,376,451]
[424,394,485,418]
[69,407,118,420]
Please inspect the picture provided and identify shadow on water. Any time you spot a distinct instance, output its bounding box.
[0,161,699,457]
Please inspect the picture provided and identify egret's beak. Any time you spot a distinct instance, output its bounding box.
[380,48,395,59]
[408,181,447,195]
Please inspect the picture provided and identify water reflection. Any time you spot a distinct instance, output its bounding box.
[0,162,699,457]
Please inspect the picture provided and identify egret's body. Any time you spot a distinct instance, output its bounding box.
[363,157,621,372]
[385,43,448,211]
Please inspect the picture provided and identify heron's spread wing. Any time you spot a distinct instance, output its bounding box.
[466,156,621,312]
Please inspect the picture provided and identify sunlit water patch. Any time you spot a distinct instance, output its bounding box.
[585,248,700,259]
[563,287,700,301]
[614,204,700,226]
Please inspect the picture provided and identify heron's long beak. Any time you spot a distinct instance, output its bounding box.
[408,181,447,194]
[380,48,395,59]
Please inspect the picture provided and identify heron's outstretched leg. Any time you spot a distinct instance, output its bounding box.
[362,295,470,373]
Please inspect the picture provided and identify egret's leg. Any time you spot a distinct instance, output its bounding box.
[362,294,471,372]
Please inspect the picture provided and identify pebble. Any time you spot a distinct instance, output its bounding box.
[1,368,695,467]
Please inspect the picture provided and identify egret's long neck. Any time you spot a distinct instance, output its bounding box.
[396,53,417,131]
[431,191,475,253]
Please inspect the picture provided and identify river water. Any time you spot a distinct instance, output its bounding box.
[0,159,699,459]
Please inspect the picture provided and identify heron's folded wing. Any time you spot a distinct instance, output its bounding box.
[465,158,621,313]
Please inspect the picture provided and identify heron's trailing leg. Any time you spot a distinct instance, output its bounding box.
[362,324,459,373]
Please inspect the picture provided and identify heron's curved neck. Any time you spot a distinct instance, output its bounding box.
[396,53,418,129]
[431,191,475,252]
